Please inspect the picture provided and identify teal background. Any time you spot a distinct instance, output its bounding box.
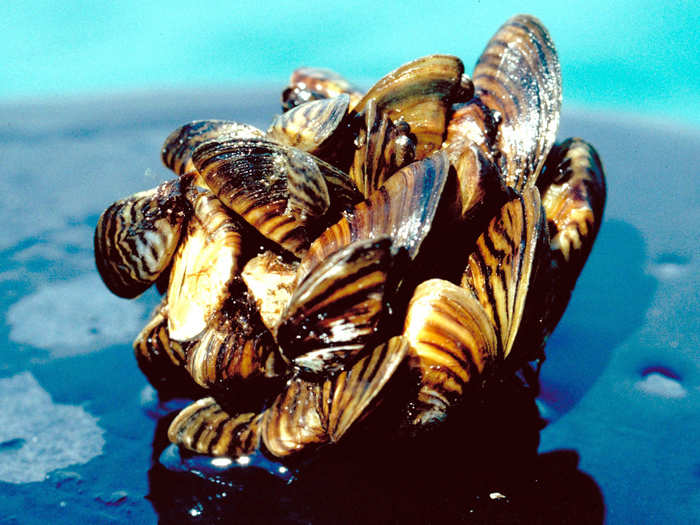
[3,0,699,127]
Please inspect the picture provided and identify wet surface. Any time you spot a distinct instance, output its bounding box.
[1,92,698,523]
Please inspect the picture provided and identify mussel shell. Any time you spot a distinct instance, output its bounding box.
[262,336,408,457]
[240,250,299,335]
[538,137,606,268]
[167,192,243,342]
[94,178,191,298]
[282,67,363,111]
[276,237,395,376]
[192,137,362,257]
[513,137,606,360]
[354,54,469,160]
[403,279,498,425]
[471,14,562,191]
[348,98,417,197]
[297,151,450,281]
[133,300,205,399]
[461,185,548,360]
[260,377,325,457]
[267,94,352,161]
[184,277,284,403]
[317,335,408,441]
[444,97,500,167]
[167,336,408,460]
[445,141,506,222]
[168,397,262,457]
[161,120,264,185]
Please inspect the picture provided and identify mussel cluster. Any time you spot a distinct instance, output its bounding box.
[95,15,605,468]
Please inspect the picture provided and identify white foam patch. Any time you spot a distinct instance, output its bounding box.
[6,274,146,357]
[636,372,687,399]
[0,372,105,483]
[648,262,689,280]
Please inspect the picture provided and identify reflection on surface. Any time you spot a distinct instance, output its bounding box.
[148,375,604,524]
[539,220,657,420]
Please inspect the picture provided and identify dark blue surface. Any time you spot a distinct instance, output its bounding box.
[0,91,698,524]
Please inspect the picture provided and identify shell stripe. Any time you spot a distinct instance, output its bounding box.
[462,186,546,359]
[94,181,188,298]
[473,14,561,192]
[167,397,261,457]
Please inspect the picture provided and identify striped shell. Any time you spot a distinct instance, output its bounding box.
[93,13,607,473]
[282,67,363,111]
[94,178,191,298]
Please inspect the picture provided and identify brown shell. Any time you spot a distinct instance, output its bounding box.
[133,299,204,398]
[167,192,243,342]
[282,67,363,111]
[184,278,282,392]
[192,136,362,257]
[276,237,395,375]
[513,137,607,360]
[167,396,262,458]
[94,178,191,298]
[262,336,408,456]
[348,98,417,197]
[446,141,507,222]
[403,279,498,425]
[267,94,352,160]
[471,14,562,191]
[461,185,548,360]
[298,151,450,281]
[353,55,469,160]
[161,120,264,186]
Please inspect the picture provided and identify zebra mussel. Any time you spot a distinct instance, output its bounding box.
[95,14,606,473]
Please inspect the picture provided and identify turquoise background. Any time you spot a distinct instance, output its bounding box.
[3,1,699,126]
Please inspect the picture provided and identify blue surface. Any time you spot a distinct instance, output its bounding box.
[3,1,700,127]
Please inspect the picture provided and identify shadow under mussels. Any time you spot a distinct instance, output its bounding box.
[538,219,657,418]
[147,371,604,524]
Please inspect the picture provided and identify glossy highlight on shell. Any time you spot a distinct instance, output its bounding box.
[94,14,607,477]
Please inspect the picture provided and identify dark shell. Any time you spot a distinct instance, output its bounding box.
[133,300,205,399]
[167,396,262,458]
[445,141,507,222]
[513,137,607,360]
[183,278,283,395]
[282,67,363,111]
[94,178,191,298]
[267,94,351,158]
[167,336,407,459]
[262,335,407,457]
[538,137,606,269]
